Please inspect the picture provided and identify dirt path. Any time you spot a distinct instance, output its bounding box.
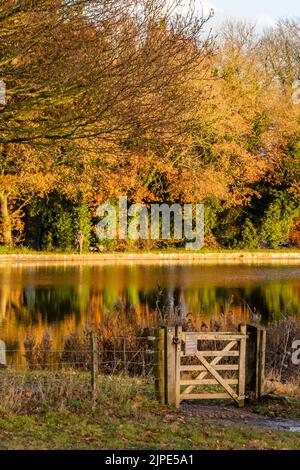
[181,402,300,432]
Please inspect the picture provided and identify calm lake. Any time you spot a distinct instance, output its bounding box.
[0,261,300,356]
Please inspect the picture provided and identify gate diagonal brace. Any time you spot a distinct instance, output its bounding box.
[195,352,240,404]
[182,340,237,395]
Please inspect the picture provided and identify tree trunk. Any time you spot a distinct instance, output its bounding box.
[0,191,12,246]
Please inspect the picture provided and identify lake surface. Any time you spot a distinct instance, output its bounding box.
[0,261,299,355]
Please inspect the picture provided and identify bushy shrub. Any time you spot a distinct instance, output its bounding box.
[28,194,92,251]
[239,218,259,249]
[260,193,298,247]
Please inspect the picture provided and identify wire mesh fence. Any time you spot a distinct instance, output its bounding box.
[3,339,157,374]
[1,318,299,408]
[0,331,159,406]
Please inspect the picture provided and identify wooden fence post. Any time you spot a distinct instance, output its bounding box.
[154,326,180,406]
[90,331,98,405]
[174,325,182,409]
[259,327,266,397]
[166,326,176,406]
[238,324,247,407]
[246,324,266,400]
[0,340,6,369]
[155,327,166,404]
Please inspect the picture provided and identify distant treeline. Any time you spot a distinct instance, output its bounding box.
[0,1,299,250]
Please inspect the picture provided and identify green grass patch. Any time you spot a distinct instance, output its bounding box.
[0,371,299,450]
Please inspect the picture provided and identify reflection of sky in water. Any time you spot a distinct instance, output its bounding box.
[0,263,299,347]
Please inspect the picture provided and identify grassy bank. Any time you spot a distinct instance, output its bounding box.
[0,372,299,450]
[0,248,300,264]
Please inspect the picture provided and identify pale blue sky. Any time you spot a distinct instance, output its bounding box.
[197,0,300,28]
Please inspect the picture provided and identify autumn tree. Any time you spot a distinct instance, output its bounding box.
[0,0,214,245]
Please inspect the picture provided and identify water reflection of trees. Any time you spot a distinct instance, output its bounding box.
[23,287,82,323]
[0,264,299,355]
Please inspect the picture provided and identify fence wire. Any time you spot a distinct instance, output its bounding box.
[0,334,159,405]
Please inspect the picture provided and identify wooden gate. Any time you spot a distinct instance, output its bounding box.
[155,325,251,408]
[175,326,247,407]
[155,324,266,408]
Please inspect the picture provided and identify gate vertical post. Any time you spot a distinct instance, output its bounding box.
[166,326,176,405]
[246,324,266,399]
[238,324,247,407]
[174,325,182,409]
[0,340,6,368]
[258,328,267,398]
[155,327,166,404]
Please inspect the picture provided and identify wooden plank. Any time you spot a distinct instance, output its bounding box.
[180,379,238,385]
[180,393,231,400]
[0,340,6,366]
[246,324,266,399]
[245,324,257,398]
[182,333,248,341]
[196,352,240,404]
[155,327,166,404]
[182,332,239,337]
[182,351,239,357]
[182,340,237,395]
[166,327,175,405]
[258,329,266,398]
[175,326,182,408]
[180,364,239,371]
[238,325,247,407]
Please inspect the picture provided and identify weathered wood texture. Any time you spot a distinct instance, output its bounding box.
[181,333,247,341]
[0,340,6,367]
[238,324,247,407]
[166,326,177,405]
[175,325,182,408]
[245,324,266,399]
[178,329,248,407]
[155,327,166,404]
[181,340,238,397]
[154,323,266,409]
